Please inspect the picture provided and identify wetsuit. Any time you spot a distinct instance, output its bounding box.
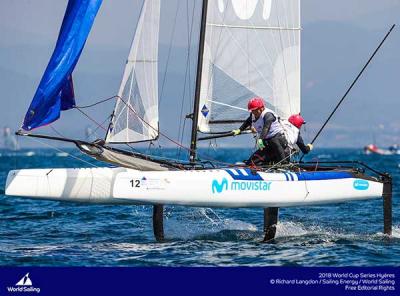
[239,109,289,166]
[296,133,312,154]
[282,120,312,156]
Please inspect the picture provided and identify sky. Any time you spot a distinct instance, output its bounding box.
[0,0,399,148]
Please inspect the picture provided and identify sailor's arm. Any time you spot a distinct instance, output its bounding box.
[239,115,252,131]
[296,133,313,154]
[232,115,252,135]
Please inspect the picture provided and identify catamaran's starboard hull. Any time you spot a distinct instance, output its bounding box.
[5,167,383,207]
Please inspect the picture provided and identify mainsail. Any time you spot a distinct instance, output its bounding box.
[197,0,300,133]
[22,0,103,131]
[105,0,161,143]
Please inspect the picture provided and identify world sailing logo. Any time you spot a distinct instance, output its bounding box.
[212,178,228,193]
[7,273,41,294]
[16,273,32,286]
[212,178,272,194]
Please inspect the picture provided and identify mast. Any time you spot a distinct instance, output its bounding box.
[189,0,209,164]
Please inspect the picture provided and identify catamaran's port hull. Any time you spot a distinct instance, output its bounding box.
[5,167,383,207]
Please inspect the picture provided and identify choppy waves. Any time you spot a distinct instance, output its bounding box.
[0,148,399,266]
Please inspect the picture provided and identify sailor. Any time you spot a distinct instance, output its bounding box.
[283,114,313,156]
[232,97,289,166]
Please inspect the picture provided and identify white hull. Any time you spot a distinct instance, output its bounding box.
[5,167,383,208]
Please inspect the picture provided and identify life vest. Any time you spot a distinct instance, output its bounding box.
[280,119,299,149]
[252,108,283,140]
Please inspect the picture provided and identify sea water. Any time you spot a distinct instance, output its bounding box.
[0,148,399,266]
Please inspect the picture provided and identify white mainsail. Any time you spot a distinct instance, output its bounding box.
[198,0,301,133]
[106,0,160,143]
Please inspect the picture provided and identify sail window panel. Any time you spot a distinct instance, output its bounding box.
[106,0,160,143]
[199,64,258,133]
[198,0,300,134]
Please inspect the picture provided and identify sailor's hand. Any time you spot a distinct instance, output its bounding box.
[257,139,266,150]
[251,127,257,133]
[232,129,241,136]
[307,143,313,152]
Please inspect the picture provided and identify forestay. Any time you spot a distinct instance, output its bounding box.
[106,0,160,143]
[198,0,300,133]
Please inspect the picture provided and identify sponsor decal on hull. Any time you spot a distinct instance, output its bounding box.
[231,180,271,191]
[212,173,271,194]
[129,176,169,190]
[212,178,228,193]
[353,179,369,190]
[212,179,272,194]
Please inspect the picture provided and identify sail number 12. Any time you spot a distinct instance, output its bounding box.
[130,179,141,188]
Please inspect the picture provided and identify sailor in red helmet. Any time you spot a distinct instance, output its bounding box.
[232,97,289,165]
[284,114,313,155]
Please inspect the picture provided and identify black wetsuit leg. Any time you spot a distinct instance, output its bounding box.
[245,135,289,166]
[266,134,289,163]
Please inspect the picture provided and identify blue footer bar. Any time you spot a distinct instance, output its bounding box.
[0,267,398,296]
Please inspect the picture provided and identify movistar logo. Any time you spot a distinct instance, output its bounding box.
[212,178,228,193]
[212,178,272,193]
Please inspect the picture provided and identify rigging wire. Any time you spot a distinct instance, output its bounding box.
[75,108,108,132]
[84,115,112,140]
[75,97,138,153]
[116,96,290,169]
[72,95,198,162]
[49,125,68,139]
[23,135,146,180]
[177,0,197,159]
[196,0,229,134]
[299,24,396,162]
[73,95,117,135]
[159,1,181,103]
[186,0,197,109]
[177,117,188,160]
[21,2,302,170]
[56,92,232,167]
[74,95,118,109]
[25,134,103,169]
[12,6,306,172]
[71,94,265,168]
[176,49,191,155]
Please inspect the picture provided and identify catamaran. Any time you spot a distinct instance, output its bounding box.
[364,144,400,155]
[5,0,393,241]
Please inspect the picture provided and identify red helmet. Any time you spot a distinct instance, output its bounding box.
[247,97,265,111]
[288,114,306,129]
